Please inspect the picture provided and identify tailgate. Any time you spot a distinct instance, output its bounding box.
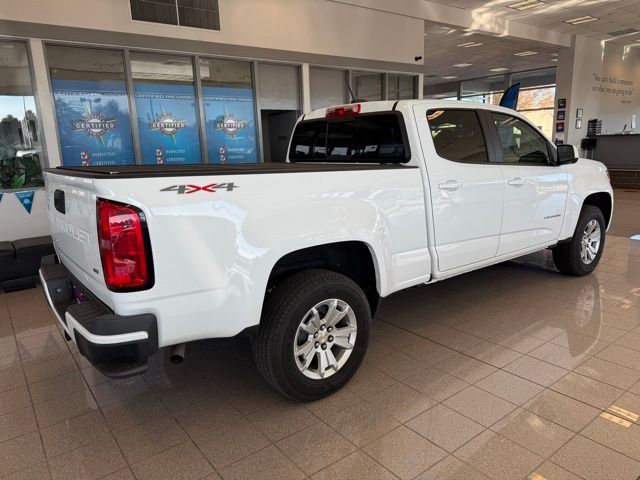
[44,171,112,307]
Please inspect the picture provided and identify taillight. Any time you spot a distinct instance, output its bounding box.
[326,103,361,118]
[97,198,153,291]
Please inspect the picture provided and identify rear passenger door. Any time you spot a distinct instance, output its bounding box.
[487,112,569,255]
[414,105,504,272]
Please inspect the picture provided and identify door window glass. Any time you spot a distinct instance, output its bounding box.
[492,113,551,164]
[426,109,488,163]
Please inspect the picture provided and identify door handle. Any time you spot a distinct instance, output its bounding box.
[438,180,463,191]
[508,177,526,187]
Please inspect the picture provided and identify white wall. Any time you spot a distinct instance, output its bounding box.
[1,0,424,65]
[0,190,49,242]
[555,35,640,146]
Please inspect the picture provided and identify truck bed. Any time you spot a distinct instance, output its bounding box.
[46,163,412,179]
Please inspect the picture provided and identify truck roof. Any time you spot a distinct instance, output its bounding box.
[302,99,531,121]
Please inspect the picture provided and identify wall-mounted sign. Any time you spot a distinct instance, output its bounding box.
[556,122,565,133]
[558,98,567,109]
[202,87,258,163]
[557,111,565,121]
[576,108,583,119]
[51,79,135,166]
[134,82,201,165]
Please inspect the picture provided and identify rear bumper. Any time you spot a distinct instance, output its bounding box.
[39,261,158,378]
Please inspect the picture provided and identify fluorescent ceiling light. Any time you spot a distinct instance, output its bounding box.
[550,58,558,62]
[490,67,508,72]
[453,63,473,67]
[442,75,458,79]
[564,15,598,25]
[608,28,638,37]
[507,0,545,10]
[457,42,483,47]
[514,51,538,56]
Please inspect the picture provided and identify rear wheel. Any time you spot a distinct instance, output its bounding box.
[553,205,606,276]
[252,269,370,401]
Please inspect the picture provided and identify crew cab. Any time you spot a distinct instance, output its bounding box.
[40,100,613,400]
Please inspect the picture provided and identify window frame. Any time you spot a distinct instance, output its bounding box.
[483,110,558,167]
[426,108,497,165]
[289,111,412,164]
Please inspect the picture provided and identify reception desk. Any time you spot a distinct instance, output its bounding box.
[592,134,640,170]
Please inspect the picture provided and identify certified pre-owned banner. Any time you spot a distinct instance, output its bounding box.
[52,79,135,167]
[203,86,258,164]
[134,82,202,165]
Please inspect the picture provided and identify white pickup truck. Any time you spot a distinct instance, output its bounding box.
[40,100,612,400]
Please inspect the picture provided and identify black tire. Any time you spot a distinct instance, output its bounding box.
[553,205,606,276]
[252,269,370,401]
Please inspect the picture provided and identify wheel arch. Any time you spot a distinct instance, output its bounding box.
[266,241,381,316]
[583,191,613,229]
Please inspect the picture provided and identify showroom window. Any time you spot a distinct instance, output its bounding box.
[310,67,348,111]
[353,72,383,101]
[130,0,220,30]
[388,74,416,100]
[47,45,136,167]
[427,109,488,163]
[0,40,44,190]
[130,52,202,165]
[199,58,258,163]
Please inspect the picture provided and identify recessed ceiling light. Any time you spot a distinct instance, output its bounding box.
[457,42,483,47]
[551,52,558,56]
[453,63,473,67]
[564,15,598,25]
[608,28,639,37]
[442,75,458,79]
[550,58,558,62]
[514,51,538,56]
[507,0,545,10]
[490,67,508,72]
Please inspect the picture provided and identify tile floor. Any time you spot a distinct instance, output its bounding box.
[1,190,640,480]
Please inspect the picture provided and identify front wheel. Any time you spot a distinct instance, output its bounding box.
[553,205,606,276]
[252,269,370,401]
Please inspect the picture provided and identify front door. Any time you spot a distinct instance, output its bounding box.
[489,112,569,255]
[414,106,504,272]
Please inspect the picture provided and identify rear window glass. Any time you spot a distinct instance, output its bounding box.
[427,109,488,163]
[289,114,408,162]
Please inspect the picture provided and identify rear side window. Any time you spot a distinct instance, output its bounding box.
[289,114,408,163]
[427,109,488,163]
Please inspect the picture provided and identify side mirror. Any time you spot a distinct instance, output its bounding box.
[557,144,579,165]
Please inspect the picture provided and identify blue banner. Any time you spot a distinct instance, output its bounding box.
[134,82,201,165]
[203,86,258,163]
[15,190,34,214]
[52,79,135,167]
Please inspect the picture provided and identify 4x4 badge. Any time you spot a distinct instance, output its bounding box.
[161,183,238,194]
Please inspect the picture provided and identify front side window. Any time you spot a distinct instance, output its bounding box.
[492,113,551,164]
[289,114,407,163]
[427,109,488,163]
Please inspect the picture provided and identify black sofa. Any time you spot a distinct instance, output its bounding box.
[0,236,55,292]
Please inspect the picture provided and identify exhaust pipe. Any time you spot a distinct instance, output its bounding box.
[169,343,186,364]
